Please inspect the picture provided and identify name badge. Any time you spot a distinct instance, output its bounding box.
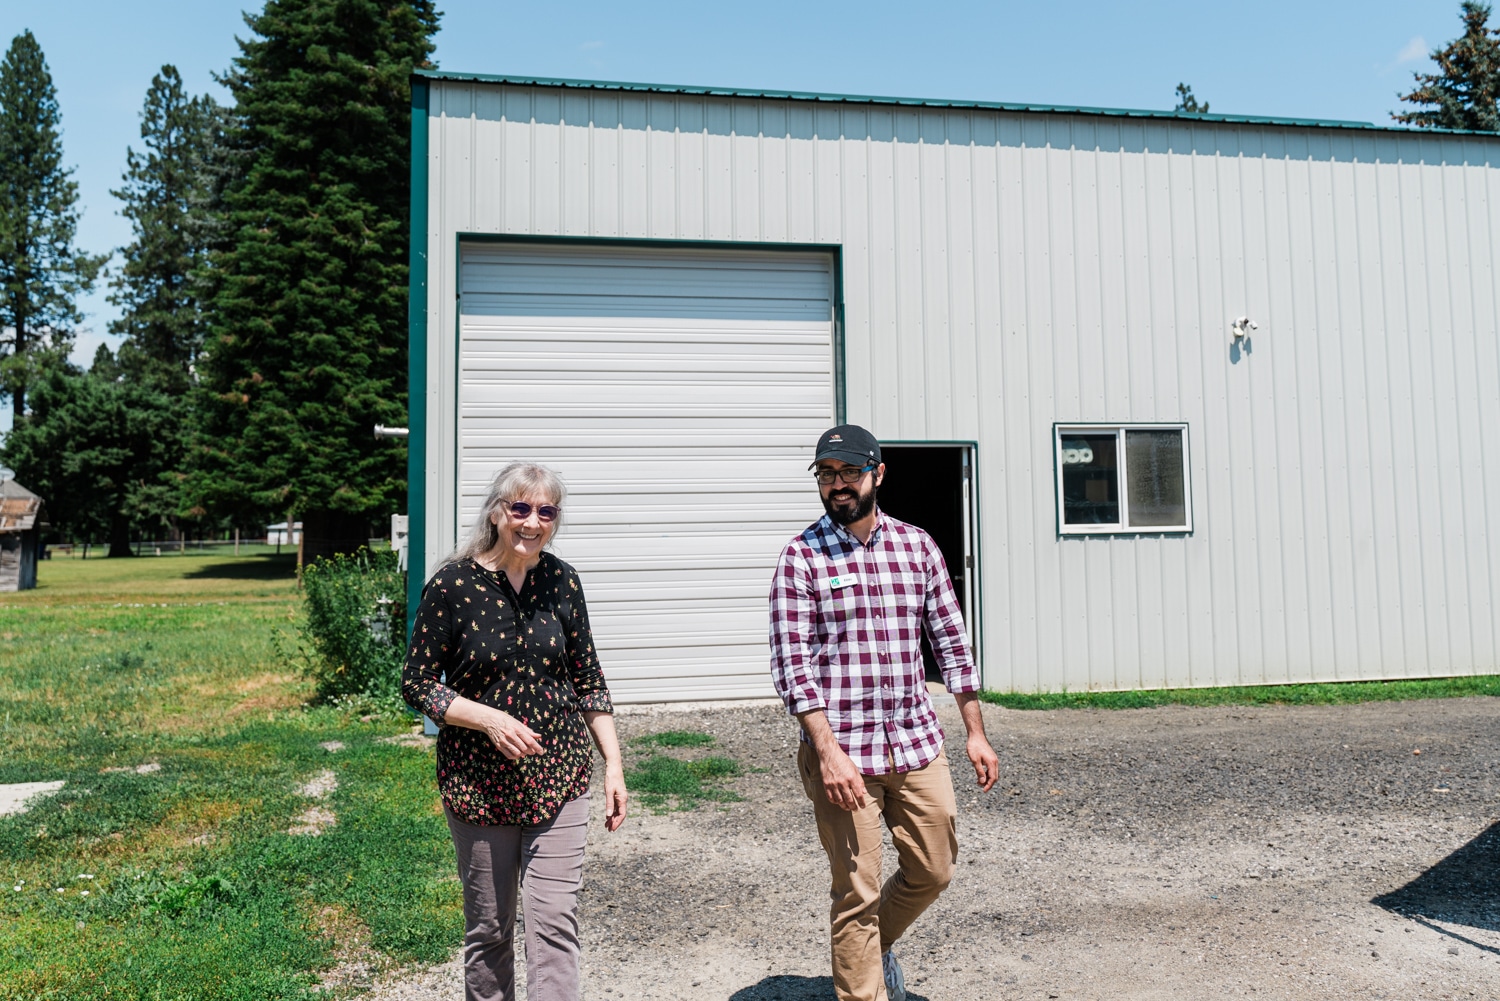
[829,574,857,591]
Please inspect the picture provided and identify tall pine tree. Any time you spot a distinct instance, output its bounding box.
[1395,1,1500,130]
[194,0,436,560]
[0,30,106,418]
[109,65,223,390]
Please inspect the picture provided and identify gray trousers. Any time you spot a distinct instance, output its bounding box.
[445,794,590,1001]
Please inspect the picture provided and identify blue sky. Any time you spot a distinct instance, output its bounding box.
[0,0,1470,416]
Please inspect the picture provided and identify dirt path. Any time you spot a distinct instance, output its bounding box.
[371,697,1500,1000]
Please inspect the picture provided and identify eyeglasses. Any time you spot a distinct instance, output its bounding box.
[812,464,877,485]
[500,500,560,522]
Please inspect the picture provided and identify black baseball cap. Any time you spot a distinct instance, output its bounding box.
[809,424,881,469]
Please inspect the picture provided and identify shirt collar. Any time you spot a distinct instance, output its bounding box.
[822,508,887,549]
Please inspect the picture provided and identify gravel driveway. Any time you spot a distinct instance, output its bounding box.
[372,697,1500,1000]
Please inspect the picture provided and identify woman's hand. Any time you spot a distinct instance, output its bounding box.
[583,711,628,831]
[480,707,545,760]
[602,762,628,832]
[442,696,545,760]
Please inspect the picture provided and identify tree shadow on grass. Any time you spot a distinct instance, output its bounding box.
[183,554,299,581]
[1373,819,1500,955]
[728,976,930,1000]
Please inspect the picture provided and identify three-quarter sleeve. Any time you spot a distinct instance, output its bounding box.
[402,572,461,724]
[562,570,613,714]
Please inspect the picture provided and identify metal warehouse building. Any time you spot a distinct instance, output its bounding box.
[407,69,1500,703]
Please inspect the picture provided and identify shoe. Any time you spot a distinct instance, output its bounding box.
[882,949,908,1001]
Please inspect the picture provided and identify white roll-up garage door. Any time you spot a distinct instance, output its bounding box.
[457,243,836,702]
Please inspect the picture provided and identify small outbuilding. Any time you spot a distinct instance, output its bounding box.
[0,480,46,592]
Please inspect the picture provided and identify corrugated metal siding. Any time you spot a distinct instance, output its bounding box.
[423,80,1500,694]
[456,244,834,701]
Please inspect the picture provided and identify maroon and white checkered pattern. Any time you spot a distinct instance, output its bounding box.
[769,511,979,775]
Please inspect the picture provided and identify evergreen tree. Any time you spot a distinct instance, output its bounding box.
[1174,83,1209,114]
[2,347,180,556]
[0,30,106,417]
[193,0,437,560]
[109,65,223,390]
[1395,1,1500,131]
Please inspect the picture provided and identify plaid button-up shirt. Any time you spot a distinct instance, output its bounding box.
[769,510,979,775]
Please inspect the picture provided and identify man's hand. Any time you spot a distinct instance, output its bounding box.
[818,744,868,811]
[954,692,999,792]
[966,733,999,792]
[797,708,867,811]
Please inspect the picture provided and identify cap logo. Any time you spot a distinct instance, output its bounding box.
[829,434,842,442]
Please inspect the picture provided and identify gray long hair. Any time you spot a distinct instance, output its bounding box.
[451,461,567,563]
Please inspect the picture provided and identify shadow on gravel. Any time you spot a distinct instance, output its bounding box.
[1373,820,1500,955]
[728,976,930,1000]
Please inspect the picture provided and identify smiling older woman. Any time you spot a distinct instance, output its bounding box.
[402,461,626,1001]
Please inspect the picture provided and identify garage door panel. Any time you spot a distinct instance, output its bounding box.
[459,243,834,703]
[461,314,831,338]
[461,252,833,322]
[465,460,813,486]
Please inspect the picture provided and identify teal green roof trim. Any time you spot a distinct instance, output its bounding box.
[413,69,1497,138]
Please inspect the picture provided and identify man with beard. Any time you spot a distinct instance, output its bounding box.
[769,424,1000,1001]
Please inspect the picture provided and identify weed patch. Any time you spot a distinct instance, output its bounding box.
[631,729,717,749]
[299,548,406,700]
[624,730,742,813]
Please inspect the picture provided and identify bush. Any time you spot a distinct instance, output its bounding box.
[300,547,406,699]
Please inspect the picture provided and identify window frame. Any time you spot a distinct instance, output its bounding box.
[1053,422,1193,536]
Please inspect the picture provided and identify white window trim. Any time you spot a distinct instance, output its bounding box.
[1053,423,1193,536]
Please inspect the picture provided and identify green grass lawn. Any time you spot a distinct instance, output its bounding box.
[980,674,1500,711]
[0,553,460,1001]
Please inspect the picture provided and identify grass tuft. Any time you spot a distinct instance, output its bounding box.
[624,731,741,813]
[981,674,1500,711]
[631,730,716,749]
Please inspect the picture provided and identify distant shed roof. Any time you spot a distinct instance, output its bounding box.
[0,480,44,533]
[414,69,1500,139]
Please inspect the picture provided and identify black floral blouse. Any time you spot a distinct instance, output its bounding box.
[401,553,614,826]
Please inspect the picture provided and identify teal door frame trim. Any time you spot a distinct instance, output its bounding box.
[405,77,429,640]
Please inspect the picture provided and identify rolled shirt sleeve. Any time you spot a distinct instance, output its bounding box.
[923,536,980,695]
[769,543,827,716]
[562,570,614,714]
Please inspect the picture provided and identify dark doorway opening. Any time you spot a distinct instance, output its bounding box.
[875,445,974,683]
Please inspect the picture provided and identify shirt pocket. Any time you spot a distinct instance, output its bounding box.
[894,570,926,615]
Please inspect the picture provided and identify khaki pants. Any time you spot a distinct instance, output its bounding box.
[798,743,959,1001]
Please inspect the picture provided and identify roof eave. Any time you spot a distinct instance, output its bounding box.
[412,69,1498,138]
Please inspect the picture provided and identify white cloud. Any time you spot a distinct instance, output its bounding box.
[69,325,123,371]
[579,40,604,51]
[1396,35,1428,64]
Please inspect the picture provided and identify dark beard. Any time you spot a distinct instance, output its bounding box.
[822,483,877,526]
